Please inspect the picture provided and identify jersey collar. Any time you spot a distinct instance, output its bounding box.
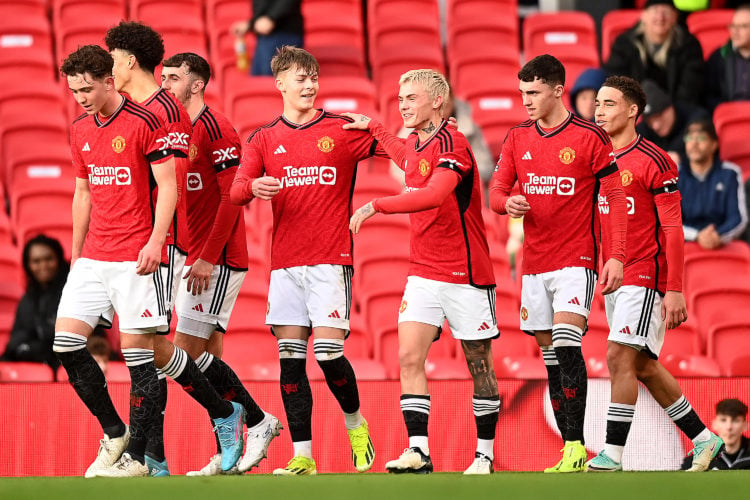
[280,109,325,130]
[414,119,447,152]
[193,104,208,126]
[614,134,641,159]
[94,95,126,128]
[534,111,572,138]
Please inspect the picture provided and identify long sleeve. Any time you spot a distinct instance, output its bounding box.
[599,172,628,262]
[488,133,518,214]
[373,168,459,214]
[199,170,243,264]
[231,131,265,205]
[368,120,407,168]
[655,191,685,292]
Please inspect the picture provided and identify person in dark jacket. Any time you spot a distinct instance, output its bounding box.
[231,0,304,76]
[682,398,750,470]
[604,0,705,108]
[705,5,750,112]
[570,68,607,121]
[677,118,747,248]
[1,235,69,369]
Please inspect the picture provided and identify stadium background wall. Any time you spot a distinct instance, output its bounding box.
[2,378,749,475]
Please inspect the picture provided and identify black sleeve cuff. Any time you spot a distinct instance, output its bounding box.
[595,162,618,179]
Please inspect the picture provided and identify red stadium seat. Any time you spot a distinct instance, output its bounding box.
[355,255,410,300]
[713,101,750,146]
[727,355,750,376]
[0,5,53,59]
[450,50,520,101]
[720,138,750,178]
[224,76,279,136]
[495,327,536,360]
[466,83,529,157]
[690,286,750,343]
[222,328,278,365]
[370,22,442,72]
[303,0,364,52]
[425,357,470,380]
[347,313,373,359]
[0,281,22,317]
[315,76,377,114]
[601,9,641,63]
[661,354,721,377]
[661,320,702,357]
[53,0,126,31]
[687,9,733,61]
[684,240,750,259]
[206,0,249,31]
[527,44,600,92]
[447,0,517,24]
[706,321,750,376]
[309,45,367,78]
[581,322,610,363]
[684,252,750,297]
[447,16,520,75]
[374,323,458,379]
[0,361,55,382]
[494,354,547,379]
[130,0,204,25]
[523,11,597,59]
[228,286,268,333]
[368,0,440,39]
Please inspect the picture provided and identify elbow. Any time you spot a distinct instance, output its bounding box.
[229,185,246,206]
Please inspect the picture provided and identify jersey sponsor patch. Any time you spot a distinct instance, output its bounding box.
[598,195,635,215]
[156,131,190,151]
[187,172,202,191]
[87,165,132,186]
[279,165,337,188]
[523,173,575,195]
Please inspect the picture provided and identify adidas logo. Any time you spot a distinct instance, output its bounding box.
[274,144,287,154]
[477,322,491,331]
[192,304,204,312]
[141,309,153,318]
[568,297,580,305]
[619,326,632,335]
[82,142,91,152]
[328,310,341,319]
[522,151,532,160]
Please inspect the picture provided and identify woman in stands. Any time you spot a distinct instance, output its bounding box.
[1,235,69,371]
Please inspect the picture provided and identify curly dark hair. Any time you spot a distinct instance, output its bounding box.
[518,54,565,87]
[105,21,164,73]
[60,45,114,80]
[602,75,648,119]
[271,46,319,78]
[163,52,212,88]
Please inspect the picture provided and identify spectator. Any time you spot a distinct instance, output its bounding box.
[677,118,747,249]
[0,235,69,369]
[682,398,750,470]
[705,5,750,112]
[231,1,304,76]
[570,68,607,122]
[637,79,707,164]
[605,0,705,108]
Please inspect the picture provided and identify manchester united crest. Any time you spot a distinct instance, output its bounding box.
[112,136,126,153]
[520,306,528,321]
[418,158,430,176]
[620,169,633,187]
[399,300,408,313]
[317,136,334,153]
[188,143,198,162]
[559,147,575,165]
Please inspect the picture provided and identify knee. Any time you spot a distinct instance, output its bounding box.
[398,347,425,375]
[636,360,658,383]
[606,344,636,378]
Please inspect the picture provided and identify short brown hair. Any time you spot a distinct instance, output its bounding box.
[602,75,648,119]
[163,52,212,89]
[518,54,565,87]
[716,398,748,419]
[60,45,114,80]
[270,46,319,78]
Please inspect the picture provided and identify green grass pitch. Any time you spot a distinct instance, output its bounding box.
[1,472,748,500]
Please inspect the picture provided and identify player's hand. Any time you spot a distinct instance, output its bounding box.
[505,195,530,218]
[252,176,281,200]
[341,112,371,130]
[350,201,376,234]
[662,290,687,330]
[599,258,623,295]
[230,20,250,37]
[184,258,213,296]
[446,116,458,129]
[253,16,275,35]
[136,240,162,275]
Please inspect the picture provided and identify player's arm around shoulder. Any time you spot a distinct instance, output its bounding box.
[139,156,177,275]
[71,177,91,266]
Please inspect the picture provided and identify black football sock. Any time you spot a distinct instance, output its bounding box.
[604,402,635,463]
[123,348,161,464]
[313,339,360,414]
[277,339,313,443]
[163,347,232,419]
[54,332,125,438]
[145,371,168,462]
[196,351,265,426]
[400,394,430,455]
[665,395,709,441]
[541,346,567,439]
[552,324,587,444]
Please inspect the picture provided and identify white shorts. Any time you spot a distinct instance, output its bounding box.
[398,276,499,341]
[57,258,169,333]
[605,285,665,359]
[520,266,597,332]
[166,245,187,312]
[175,265,246,339]
[266,264,353,330]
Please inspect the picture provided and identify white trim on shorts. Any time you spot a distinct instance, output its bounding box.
[56,258,169,332]
[175,264,246,339]
[266,264,353,331]
[520,266,596,333]
[398,275,499,341]
[605,285,665,359]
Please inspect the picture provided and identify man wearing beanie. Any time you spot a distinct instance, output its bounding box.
[605,0,705,108]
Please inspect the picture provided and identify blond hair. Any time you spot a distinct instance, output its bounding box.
[399,69,450,111]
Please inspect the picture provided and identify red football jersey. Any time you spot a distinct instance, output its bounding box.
[141,88,192,254]
[493,113,617,275]
[399,122,494,287]
[237,111,379,270]
[71,97,174,262]
[600,136,680,293]
[186,105,247,269]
